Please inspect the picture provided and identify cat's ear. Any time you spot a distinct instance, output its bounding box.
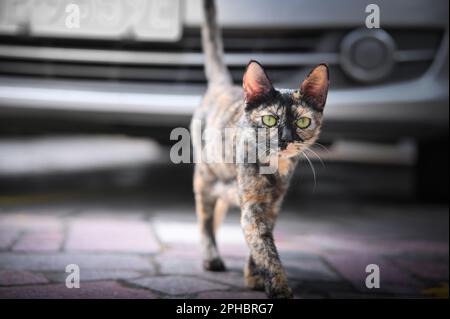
[243,60,274,105]
[300,64,329,112]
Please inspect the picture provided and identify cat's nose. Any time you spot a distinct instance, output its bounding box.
[279,140,288,150]
[281,126,294,143]
[279,127,294,150]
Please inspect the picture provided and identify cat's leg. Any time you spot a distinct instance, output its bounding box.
[244,204,280,291]
[213,198,229,233]
[196,191,226,271]
[237,163,292,298]
[194,167,226,271]
[244,255,265,290]
[241,202,292,298]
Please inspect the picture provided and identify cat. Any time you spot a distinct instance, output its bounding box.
[191,0,329,299]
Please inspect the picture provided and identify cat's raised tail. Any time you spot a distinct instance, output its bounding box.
[202,0,233,87]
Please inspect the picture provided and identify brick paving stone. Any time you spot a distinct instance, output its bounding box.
[296,235,448,258]
[65,219,159,253]
[283,258,341,282]
[323,253,426,295]
[73,209,147,221]
[293,280,356,298]
[279,251,326,262]
[279,251,342,283]
[162,243,247,261]
[391,259,449,281]
[0,270,49,286]
[160,244,203,258]
[157,255,203,275]
[0,214,62,231]
[328,292,395,299]
[156,252,247,288]
[197,271,246,289]
[1,206,75,217]
[276,237,324,255]
[12,230,64,252]
[302,235,371,253]
[44,270,143,283]
[128,276,229,296]
[0,253,154,272]
[0,281,156,299]
[153,221,200,245]
[287,237,449,261]
[196,291,267,299]
[153,221,245,246]
[220,257,245,272]
[372,283,425,296]
[219,244,249,258]
[370,240,449,256]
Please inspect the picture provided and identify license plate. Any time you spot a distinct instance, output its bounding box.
[0,0,182,42]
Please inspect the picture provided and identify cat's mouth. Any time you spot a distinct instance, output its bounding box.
[278,143,302,158]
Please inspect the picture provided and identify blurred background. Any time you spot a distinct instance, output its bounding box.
[0,0,448,201]
[0,0,448,299]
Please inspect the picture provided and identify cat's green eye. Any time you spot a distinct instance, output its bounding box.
[296,117,311,129]
[262,115,278,127]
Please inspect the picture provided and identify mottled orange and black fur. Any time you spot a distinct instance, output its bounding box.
[192,0,330,299]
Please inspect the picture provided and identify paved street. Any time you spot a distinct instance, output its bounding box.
[0,193,447,299]
[0,136,448,299]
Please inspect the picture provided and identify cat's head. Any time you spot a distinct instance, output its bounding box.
[243,60,329,159]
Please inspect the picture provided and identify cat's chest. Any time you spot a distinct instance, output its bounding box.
[277,158,293,177]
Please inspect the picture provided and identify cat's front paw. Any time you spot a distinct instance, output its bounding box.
[244,273,265,291]
[203,258,226,272]
[267,286,294,299]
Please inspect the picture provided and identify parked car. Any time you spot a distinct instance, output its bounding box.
[0,0,448,198]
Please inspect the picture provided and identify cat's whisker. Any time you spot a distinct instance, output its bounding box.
[302,151,317,192]
[304,147,325,168]
[313,142,330,153]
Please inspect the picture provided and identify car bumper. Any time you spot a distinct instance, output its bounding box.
[0,74,447,141]
[0,0,448,141]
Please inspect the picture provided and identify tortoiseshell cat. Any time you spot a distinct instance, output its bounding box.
[192,0,329,299]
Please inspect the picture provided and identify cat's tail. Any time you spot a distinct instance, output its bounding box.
[202,0,233,87]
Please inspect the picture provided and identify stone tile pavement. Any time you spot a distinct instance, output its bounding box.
[0,201,448,299]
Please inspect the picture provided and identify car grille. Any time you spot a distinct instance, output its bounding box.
[0,28,444,89]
